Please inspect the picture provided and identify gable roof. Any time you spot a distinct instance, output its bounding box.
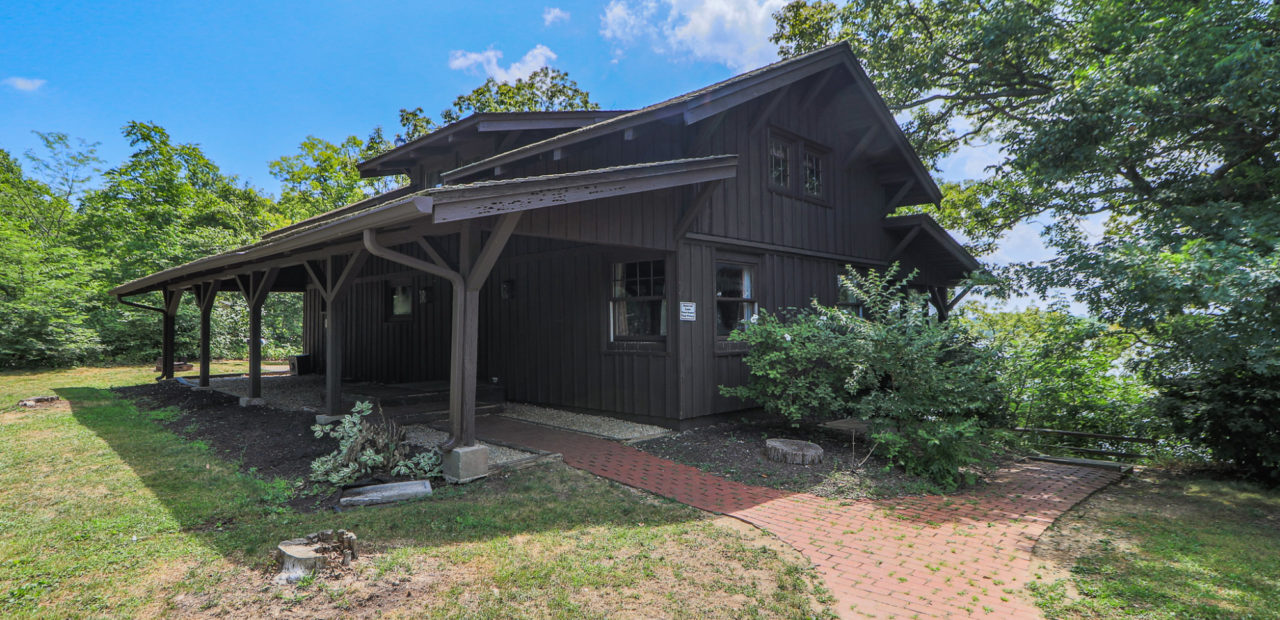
[437,42,942,206]
[357,110,631,177]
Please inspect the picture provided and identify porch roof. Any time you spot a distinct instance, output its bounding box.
[111,155,738,298]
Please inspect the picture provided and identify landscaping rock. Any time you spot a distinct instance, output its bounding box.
[339,480,433,507]
[765,438,824,465]
[314,413,344,425]
[17,395,59,408]
[273,529,358,584]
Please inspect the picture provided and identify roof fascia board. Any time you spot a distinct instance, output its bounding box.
[432,156,738,222]
[885,214,980,271]
[475,117,613,132]
[110,196,435,297]
[682,53,843,126]
[841,56,943,204]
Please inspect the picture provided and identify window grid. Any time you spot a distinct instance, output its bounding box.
[610,260,667,342]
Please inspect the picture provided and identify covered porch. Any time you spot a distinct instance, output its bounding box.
[111,155,737,482]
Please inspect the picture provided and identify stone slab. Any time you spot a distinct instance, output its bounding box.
[339,480,433,507]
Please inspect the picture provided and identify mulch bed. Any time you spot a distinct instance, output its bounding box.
[635,420,938,499]
[116,381,332,481]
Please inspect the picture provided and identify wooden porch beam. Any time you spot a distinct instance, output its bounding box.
[674,180,722,240]
[685,111,727,158]
[416,237,453,271]
[236,268,279,400]
[193,281,222,387]
[466,213,522,291]
[887,225,922,262]
[885,178,916,213]
[843,125,879,169]
[946,284,975,312]
[749,85,789,135]
[160,288,183,380]
[800,67,835,109]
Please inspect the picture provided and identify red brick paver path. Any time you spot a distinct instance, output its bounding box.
[475,416,1123,618]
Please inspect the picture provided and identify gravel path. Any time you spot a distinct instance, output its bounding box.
[402,425,536,467]
[206,375,327,411]
[500,403,671,441]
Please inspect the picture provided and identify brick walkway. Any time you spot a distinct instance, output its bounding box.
[474,416,1123,618]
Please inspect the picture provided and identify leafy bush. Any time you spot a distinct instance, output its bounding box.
[310,401,441,486]
[1154,368,1280,485]
[724,265,1007,489]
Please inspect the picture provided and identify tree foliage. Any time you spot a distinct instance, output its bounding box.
[395,67,599,142]
[773,0,1280,475]
[724,265,1008,489]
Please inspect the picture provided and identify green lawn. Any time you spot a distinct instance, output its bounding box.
[0,366,831,618]
[1030,471,1280,619]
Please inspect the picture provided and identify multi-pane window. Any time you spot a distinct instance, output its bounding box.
[768,131,828,203]
[768,138,791,189]
[387,283,413,320]
[715,263,758,337]
[803,148,824,198]
[611,260,667,340]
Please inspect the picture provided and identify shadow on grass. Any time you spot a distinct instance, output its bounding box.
[57,386,704,567]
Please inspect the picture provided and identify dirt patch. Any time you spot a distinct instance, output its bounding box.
[635,419,941,499]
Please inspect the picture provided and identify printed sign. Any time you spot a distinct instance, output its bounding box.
[679,302,697,321]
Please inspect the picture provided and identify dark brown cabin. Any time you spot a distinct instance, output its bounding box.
[113,43,978,475]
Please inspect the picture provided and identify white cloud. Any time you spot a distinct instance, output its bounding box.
[543,7,570,26]
[599,0,785,71]
[448,45,558,82]
[3,76,46,92]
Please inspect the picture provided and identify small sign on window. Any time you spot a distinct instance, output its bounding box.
[679,302,697,321]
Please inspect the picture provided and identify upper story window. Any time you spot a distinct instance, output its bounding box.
[768,137,791,189]
[610,259,667,341]
[803,147,824,198]
[768,130,829,204]
[715,263,758,338]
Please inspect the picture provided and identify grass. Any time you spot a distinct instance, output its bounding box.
[1029,471,1280,619]
[0,365,832,618]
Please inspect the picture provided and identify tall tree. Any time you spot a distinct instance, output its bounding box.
[269,132,397,224]
[773,0,1280,474]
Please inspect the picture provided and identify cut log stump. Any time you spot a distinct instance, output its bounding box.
[765,438,824,465]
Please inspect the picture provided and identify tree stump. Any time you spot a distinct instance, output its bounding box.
[765,438,824,465]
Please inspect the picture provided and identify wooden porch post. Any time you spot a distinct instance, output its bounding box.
[236,268,279,402]
[193,281,221,387]
[302,252,367,416]
[160,288,183,380]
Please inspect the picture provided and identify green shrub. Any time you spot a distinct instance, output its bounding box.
[724,264,1007,490]
[310,401,442,486]
[1154,368,1280,485]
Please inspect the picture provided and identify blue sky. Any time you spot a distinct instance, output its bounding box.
[1,0,1049,273]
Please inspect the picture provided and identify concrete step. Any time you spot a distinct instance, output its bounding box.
[1030,454,1135,473]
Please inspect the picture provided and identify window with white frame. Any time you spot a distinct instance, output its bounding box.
[715,263,757,338]
[610,259,667,341]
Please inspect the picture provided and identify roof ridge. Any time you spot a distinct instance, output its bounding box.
[438,42,855,183]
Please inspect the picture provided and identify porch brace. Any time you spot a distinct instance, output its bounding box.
[361,212,521,450]
[119,290,183,380]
